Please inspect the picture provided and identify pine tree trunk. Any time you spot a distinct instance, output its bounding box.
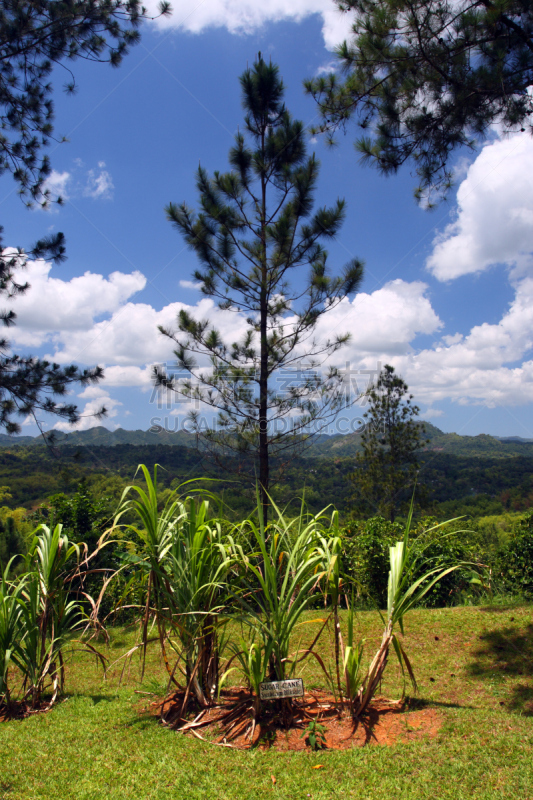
[259,296,269,524]
[259,124,269,525]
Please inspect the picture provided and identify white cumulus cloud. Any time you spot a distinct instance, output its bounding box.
[147,0,353,50]
[46,296,249,367]
[179,279,203,290]
[7,258,533,415]
[103,365,154,387]
[389,277,533,407]
[38,161,116,208]
[314,279,442,359]
[6,260,146,346]
[308,276,533,410]
[41,170,71,203]
[427,133,533,281]
[412,124,533,409]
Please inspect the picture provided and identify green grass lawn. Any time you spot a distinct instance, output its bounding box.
[1,604,532,800]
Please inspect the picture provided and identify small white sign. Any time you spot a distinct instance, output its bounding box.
[259,678,304,701]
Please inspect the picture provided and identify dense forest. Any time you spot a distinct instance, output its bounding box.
[1,438,532,520]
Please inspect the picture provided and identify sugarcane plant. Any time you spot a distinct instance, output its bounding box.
[316,518,345,701]
[0,523,96,712]
[0,559,26,709]
[342,601,365,707]
[227,493,331,719]
[348,506,468,718]
[21,524,87,706]
[108,465,231,711]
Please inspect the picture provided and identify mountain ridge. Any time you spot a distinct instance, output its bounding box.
[1,422,533,458]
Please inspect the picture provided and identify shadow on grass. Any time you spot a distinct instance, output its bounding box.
[86,694,120,705]
[122,710,160,732]
[468,623,533,716]
[405,697,474,711]
[108,639,129,650]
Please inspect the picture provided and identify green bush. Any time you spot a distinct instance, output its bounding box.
[506,511,533,598]
[410,517,472,607]
[342,516,474,608]
[342,517,404,606]
[0,517,25,568]
[44,483,129,618]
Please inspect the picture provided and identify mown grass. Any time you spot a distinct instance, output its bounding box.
[1,603,532,800]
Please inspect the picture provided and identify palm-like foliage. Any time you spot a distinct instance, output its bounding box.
[0,560,26,707]
[20,524,85,706]
[316,519,345,698]
[111,465,231,707]
[225,633,270,703]
[229,495,329,713]
[2,463,472,734]
[161,498,230,705]
[350,507,468,717]
[343,603,365,704]
[0,524,90,711]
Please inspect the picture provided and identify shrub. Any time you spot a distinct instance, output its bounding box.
[341,517,403,606]
[0,516,26,568]
[410,517,472,607]
[342,516,474,608]
[0,523,95,710]
[506,511,533,598]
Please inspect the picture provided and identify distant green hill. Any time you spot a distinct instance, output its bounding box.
[1,422,533,459]
[420,422,533,457]
[303,421,533,459]
[0,426,199,450]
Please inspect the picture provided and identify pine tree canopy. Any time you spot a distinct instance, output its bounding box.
[156,55,364,516]
[0,0,171,204]
[0,229,105,434]
[305,0,533,204]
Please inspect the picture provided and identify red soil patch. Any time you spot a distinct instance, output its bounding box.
[151,688,442,750]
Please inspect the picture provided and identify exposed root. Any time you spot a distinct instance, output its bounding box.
[148,686,439,750]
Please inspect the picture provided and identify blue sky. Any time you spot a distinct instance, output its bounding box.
[2,1,533,439]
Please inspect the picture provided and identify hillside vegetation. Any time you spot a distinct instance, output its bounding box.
[3,422,533,459]
[0,439,532,519]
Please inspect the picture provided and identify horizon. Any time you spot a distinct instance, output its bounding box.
[3,421,532,442]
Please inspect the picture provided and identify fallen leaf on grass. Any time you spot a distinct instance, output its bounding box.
[271,775,277,785]
[312,765,325,769]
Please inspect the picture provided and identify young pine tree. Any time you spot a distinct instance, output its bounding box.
[350,364,427,522]
[155,55,364,519]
